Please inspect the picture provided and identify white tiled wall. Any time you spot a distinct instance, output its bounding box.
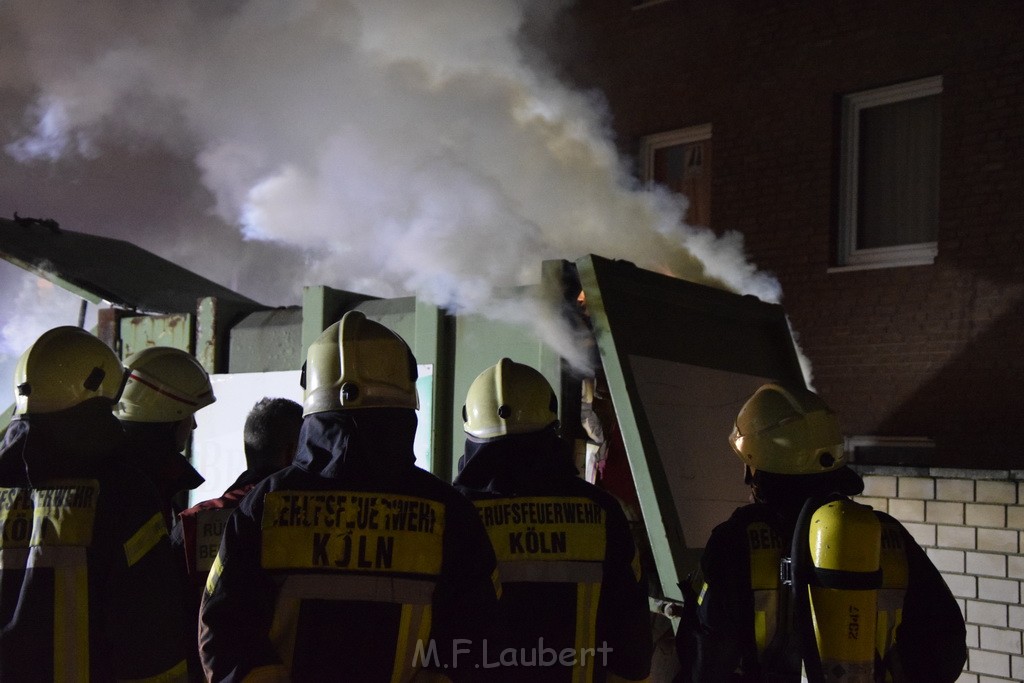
[856,473,1024,683]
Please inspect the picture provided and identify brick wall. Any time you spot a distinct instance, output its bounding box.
[855,469,1024,682]
[546,1,1024,470]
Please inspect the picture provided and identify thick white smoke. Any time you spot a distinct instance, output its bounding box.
[0,0,791,376]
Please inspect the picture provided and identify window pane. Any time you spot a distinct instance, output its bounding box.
[857,95,940,249]
[651,139,712,226]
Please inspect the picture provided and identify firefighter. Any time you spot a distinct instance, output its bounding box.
[115,346,216,527]
[676,382,967,682]
[173,397,303,681]
[453,358,653,683]
[0,326,188,680]
[199,311,500,682]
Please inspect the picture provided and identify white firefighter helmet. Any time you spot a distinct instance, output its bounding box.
[729,383,845,475]
[303,310,418,416]
[463,358,558,440]
[116,347,215,423]
[14,326,126,415]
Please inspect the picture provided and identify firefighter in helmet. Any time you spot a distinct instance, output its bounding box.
[454,358,653,683]
[199,311,499,682]
[676,382,966,682]
[115,346,216,526]
[0,326,188,680]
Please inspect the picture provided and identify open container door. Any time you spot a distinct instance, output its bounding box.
[575,255,806,601]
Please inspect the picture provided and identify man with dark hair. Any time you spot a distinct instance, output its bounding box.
[676,382,967,683]
[173,396,303,681]
[241,397,305,475]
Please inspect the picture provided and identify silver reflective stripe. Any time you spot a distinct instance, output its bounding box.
[0,545,89,569]
[278,573,436,604]
[498,560,603,584]
[0,547,30,568]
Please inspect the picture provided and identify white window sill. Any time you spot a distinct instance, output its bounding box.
[829,242,937,273]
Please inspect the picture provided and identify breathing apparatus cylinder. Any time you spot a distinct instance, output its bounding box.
[804,497,882,682]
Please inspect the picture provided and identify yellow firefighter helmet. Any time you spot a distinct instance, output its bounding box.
[463,358,558,440]
[116,347,215,423]
[729,383,844,475]
[14,326,126,415]
[303,310,418,416]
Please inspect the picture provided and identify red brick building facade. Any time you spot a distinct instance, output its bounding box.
[548,0,1024,469]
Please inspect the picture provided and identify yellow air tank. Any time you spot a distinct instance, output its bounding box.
[807,499,881,683]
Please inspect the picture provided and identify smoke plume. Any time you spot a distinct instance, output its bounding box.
[0,0,787,377]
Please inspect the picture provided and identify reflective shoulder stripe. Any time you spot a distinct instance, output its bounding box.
[124,513,169,567]
[205,553,224,595]
[498,559,603,584]
[116,658,188,682]
[473,496,607,563]
[261,490,446,575]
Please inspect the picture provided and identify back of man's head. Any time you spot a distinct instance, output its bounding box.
[243,397,304,472]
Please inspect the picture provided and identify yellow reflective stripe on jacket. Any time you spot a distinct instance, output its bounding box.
[261,491,446,575]
[746,521,784,656]
[572,582,602,683]
[117,658,188,682]
[390,602,433,683]
[124,513,168,568]
[52,548,89,683]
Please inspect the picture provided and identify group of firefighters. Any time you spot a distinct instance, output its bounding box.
[0,312,966,682]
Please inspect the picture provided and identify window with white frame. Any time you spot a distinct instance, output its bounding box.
[836,76,942,269]
[641,124,712,228]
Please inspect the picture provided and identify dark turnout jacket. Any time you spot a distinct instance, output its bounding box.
[453,429,653,683]
[0,408,188,682]
[680,493,967,682]
[199,409,500,682]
